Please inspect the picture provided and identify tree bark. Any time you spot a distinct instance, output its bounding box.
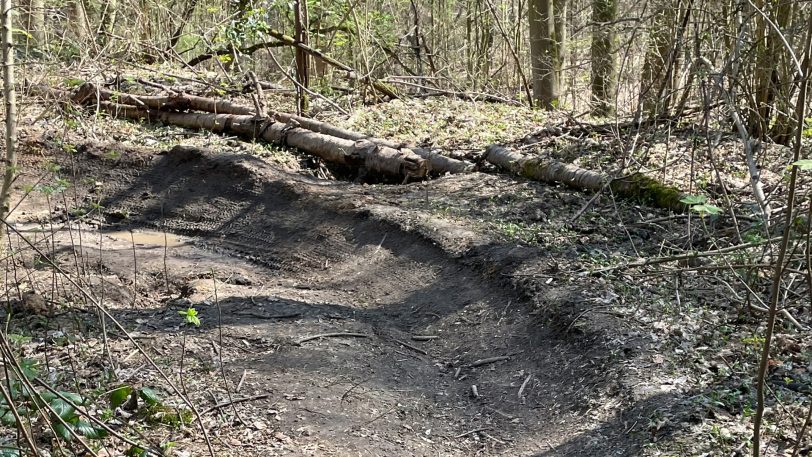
[293,0,309,114]
[529,0,564,109]
[485,145,688,212]
[0,0,17,246]
[99,0,117,40]
[168,0,198,51]
[69,0,91,43]
[750,0,793,143]
[87,101,427,179]
[67,83,471,175]
[640,0,677,117]
[20,0,44,46]
[590,0,617,116]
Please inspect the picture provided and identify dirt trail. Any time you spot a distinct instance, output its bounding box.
[12,143,646,456]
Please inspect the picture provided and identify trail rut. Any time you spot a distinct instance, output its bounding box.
[13,143,647,456]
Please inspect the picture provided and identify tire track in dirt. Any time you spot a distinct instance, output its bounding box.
[49,144,643,456]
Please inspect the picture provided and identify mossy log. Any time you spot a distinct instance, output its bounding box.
[484,145,688,212]
[72,83,472,175]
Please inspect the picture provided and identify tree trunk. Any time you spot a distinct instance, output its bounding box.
[590,0,617,116]
[85,101,428,179]
[751,0,793,143]
[639,0,676,117]
[553,0,567,93]
[168,0,197,51]
[20,0,44,46]
[69,0,91,43]
[529,0,563,109]
[99,0,118,44]
[293,0,309,114]
[0,0,17,246]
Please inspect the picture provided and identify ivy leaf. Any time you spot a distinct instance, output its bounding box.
[6,334,31,345]
[110,386,134,409]
[0,409,16,426]
[49,399,76,421]
[59,392,85,405]
[0,447,21,457]
[139,387,161,406]
[125,446,148,457]
[19,358,39,381]
[63,78,85,87]
[53,422,73,441]
[75,421,107,439]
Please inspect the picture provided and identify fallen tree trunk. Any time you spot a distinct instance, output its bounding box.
[484,145,688,212]
[73,83,473,174]
[42,83,687,211]
[88,99,427,179]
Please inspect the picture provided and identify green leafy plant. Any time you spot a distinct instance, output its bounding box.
[0,357,107,442]
[802,118,812,138]
[680,194,722,217]
[792,158,812,170]
[178,307,201,327]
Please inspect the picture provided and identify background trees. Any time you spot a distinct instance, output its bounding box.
[9,0,809,131]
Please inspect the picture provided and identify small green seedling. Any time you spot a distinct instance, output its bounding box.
[178,308,201,327]
[680,194,722,217]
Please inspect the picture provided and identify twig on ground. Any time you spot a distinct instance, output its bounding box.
[392,338,428,355]
[357,406,397,428]
[586,236,782,275]
[236,370,247,393]
[482,432,506,444]
[202,393,272,415]
[518,373,533,399]
[237,312,302,319]
[565,305,614,332]
[296,332,369,345]
[485,406,514,419]
[469,355,511,368]
[455,427,490,438]
[341,377,370,404]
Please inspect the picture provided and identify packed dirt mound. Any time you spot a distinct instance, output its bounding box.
[11,141,670,456]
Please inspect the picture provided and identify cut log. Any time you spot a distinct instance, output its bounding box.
[73,83,255,115]
[484,145,688,212]
[88,99,427,179]
[73,83,472,174]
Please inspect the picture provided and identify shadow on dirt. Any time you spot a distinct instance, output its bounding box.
[37,144,698,455]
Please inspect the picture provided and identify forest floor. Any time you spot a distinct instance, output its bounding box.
[4,78,812,456]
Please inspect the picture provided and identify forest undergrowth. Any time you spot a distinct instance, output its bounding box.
[1,63,812,457]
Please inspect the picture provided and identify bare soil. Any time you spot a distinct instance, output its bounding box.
[4,135,676,456]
